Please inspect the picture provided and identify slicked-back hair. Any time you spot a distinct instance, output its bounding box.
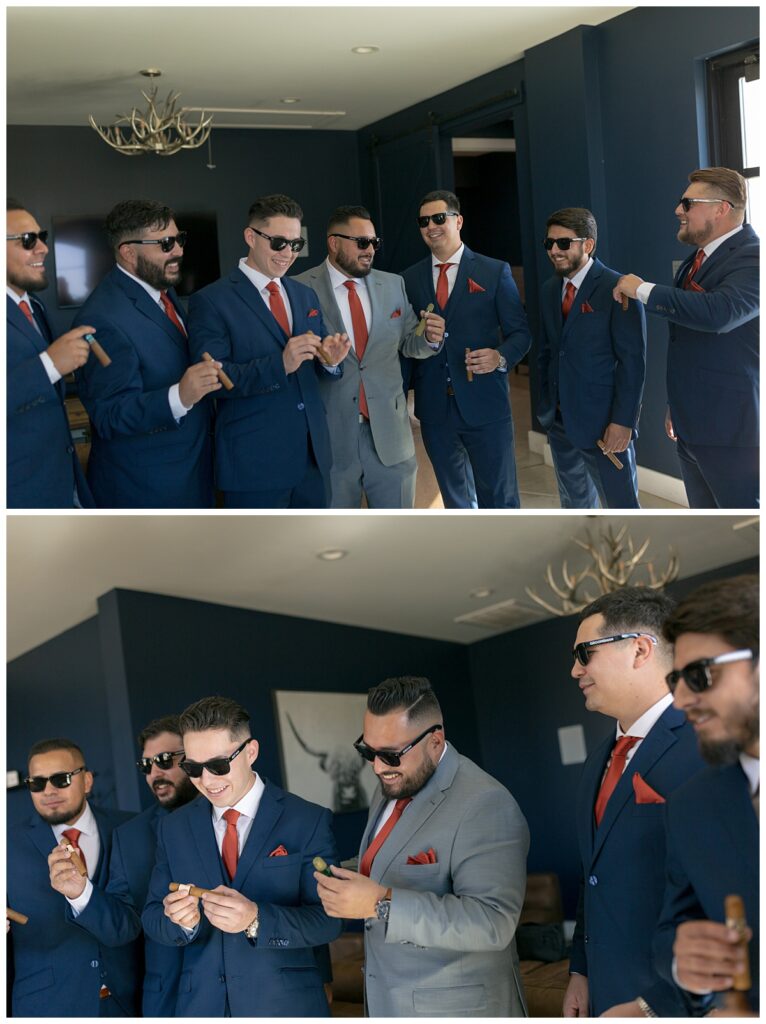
[663,575,759,657]
[7,197,26,213]
[104,200,174,250]
[327,205,372,233]
[689,167,748,209]
[418,190,460,215]
[179,696,251,739]
[546,207,598,246]
[366,676,442,724]
[137,715,182,751]
[579,587,676,661]
[28,738,85,766]
[247,194,303,227]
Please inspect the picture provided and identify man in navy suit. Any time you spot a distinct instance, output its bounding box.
[188,194,351,508]
[564,589,705,1018]
[142,696,341,1016]
[74,200,219,508]
[614,167,759,508]
[401,190,531,508]
[6,738,139,1016]
[49,716,198,1016]
[6,198,95,508]
[537,207,646,508]
[651,575,759,1015]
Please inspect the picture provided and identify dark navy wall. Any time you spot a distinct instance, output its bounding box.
[7,125,362,338]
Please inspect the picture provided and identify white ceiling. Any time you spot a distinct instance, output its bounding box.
[6,513,757,660]
[7,5,632,130]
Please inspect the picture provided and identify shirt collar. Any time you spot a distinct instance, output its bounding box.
[431,243,464,269]
[7,286,31,306]
[50,800,98,841]
[563,256,594,292]
[238,257,284,294]
[702,223,743,258]
[211,772,265,823]
[117,262,163,304]
[739,752,759,795]
[617,692,674,739]
[326,256,368,292]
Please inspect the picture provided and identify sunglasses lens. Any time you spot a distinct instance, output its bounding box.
[180,760,201,778]
[379,752,401,768]
[50,773,72,789]
[291,238,306,253]
[137,759,152,774]
[176,232,187,248]
[26,777,46,792]
[22,233,37,250]
[680,199,691,212]
[269,237,289,251]
[205,759,232,776]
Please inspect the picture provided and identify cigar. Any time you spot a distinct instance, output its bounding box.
[725,894,752,992]
[415,303,434,337]
[202,351,234,390]
[466,349,474,382]
[597,439,623,469]
[7,908,28,925]
[83,333,112,368]
[313,856,334,877]
[307,330,332,365]
[60,838,87,877]
[169,882,211,899]
[621,294,629,312]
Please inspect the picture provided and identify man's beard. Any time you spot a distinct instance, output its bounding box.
[378,755,437,799]
[37,794,86,826]
[699,704,759,766]
[335,247,371,279]
[8,267,49,293]
[135,251,182,291]
[153,775,197,811]
[678,218,714,248]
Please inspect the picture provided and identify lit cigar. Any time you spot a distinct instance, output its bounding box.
[597,439,623,469]
[725,894,752,993]
[466,349,474,382]
[621,295,629,312]
[169,882,211,899]
[7,908,28,925]
[308,330,332,365]
[415,303,434,337]
[83,333,112,368]
[202,351,234,390]
[60,838,87,877]
[313,856,334,877]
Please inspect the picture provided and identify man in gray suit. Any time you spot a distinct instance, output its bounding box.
[315,676,529,1017]
[294,207,444,507]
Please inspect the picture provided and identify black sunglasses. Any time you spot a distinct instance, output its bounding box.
[249,226,306,253]
[417,212,459,228]
[329,233,382,251]
[666,649,755,694]
[543,236,587,251]
[136,749,185,775]
[25,766,87,792]
[180,737,252,778]
[677,197,733,212]
[573,633,657,667]
[354,724,443,767]
[120,232,188,253]
[7,230,49,250]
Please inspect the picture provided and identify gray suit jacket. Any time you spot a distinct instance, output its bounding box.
[293,262,437,468]
[359,745,529,1017]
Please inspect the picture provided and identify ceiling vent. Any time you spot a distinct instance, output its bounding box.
[454,598,547,633]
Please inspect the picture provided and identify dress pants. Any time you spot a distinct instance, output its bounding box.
[223,446,328,508]
[547,412,640,509]
[676,436,759,508]
[330,419,417,509]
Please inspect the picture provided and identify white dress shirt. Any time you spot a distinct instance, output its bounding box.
[210,771,266,857]
[326,258,372,353]
[613,693,674,771]
[739,751,759,796]
[636,224,744,303]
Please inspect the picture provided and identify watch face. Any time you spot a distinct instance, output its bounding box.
[376,900,391,922]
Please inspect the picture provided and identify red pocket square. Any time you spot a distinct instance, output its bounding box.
[268,844,289,857]
[308,308,319,317]
[581,301,594,313]
[406,847,437,865]
[390,308,402,318]
[633,773,665,804]
[688,280,706,293]
[467,278,485,294]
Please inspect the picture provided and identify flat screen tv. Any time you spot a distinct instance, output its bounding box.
[52,211,221,307]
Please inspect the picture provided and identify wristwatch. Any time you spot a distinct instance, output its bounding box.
[496,354,508,372]
[243,912,259,940]
[374,887,393,922]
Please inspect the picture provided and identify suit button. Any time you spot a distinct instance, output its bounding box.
[364,922,371,931]
[297,402,305,411]
[219,975,226,983]
[588,875,598,886]
[90,960,99,968]
[66,445,74,454]
[584,934,589,944]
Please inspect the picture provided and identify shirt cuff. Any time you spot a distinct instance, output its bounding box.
[66,879,94,916]
[426,340,441,350]
[321,363,342,375]
[672,955,712,995]
[636,282,655,305]
[40,350,62,385]
[169,383,191,420]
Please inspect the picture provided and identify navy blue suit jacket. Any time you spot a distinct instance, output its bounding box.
[401,247,531,426]
[647,224,759,447]
[654,762,759,1013]
[187,270,339,493]
[6,295,92,508]
[141,779,341,1017]
[70,802,185,1016]
[73,267,214,508]
[570,705,705,1015]
[536,259,646,449]
[7,804,140,1017]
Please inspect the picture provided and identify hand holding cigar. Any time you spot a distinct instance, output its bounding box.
[83,333,112,367]
[164,883,202,930]
[465,349,474,382]
[59,837,87,877]
[313,856,334,878]
[597,439,623,469]
[307,330,331,365]
[169,881,213,899]
[415,303,435,337]
[202,351,234,390]
[7,907,28,925]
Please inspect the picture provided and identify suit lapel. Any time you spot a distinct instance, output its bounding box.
[443,247,472,317]
[706,763,759,878]
[562,260,602,336]
[359,791,387,859]
[186,798,226,889]
[308,266,346,338]
[8,297,48,356]
[365,273,386,349]
[233,781,285,887]
[27,814,58,863]
[113,268,187,351]
[579,732,613,863]
[230,269,287,345]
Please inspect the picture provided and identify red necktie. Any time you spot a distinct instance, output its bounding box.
[62,828,88,876]
[266,281,291,336]
[159,291,187,337]
[360,798,412,877]
[683,249,706,289]
[594,736,640,826]
[18,299,37,327]
[561,281,576,320]
[435,263,454,309]
[222,809,241,881]
[344,280,370,419]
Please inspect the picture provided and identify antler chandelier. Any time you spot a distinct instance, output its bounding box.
[525,525,680,617]
[88,70,213,156]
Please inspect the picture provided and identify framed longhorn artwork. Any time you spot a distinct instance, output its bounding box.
[272,690,378,814]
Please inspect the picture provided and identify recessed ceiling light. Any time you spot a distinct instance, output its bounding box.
[139,68,162,78]
[317,549,348,562]
[469,587,494,599]
[280,97,300,104]
[352,45,379,55]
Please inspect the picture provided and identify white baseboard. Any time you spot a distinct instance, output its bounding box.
[526,431,688,506]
